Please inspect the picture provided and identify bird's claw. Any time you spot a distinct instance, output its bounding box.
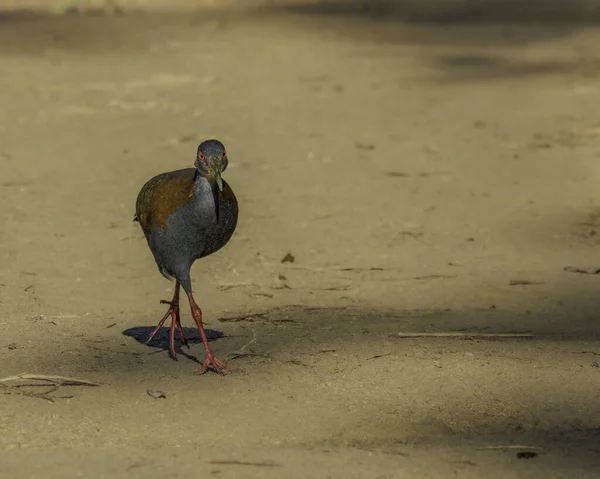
[197,351,233,376]
[146,300,187,359]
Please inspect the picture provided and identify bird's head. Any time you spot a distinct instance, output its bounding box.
[194,139,229,191]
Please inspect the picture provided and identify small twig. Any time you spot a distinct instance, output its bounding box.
[0,374,99,401]
[228,352,269,360]
[207,460,278,467]
[477,445,542,451]
[339,267,385,272]
[219,305,350,323]
[413,275,457,280]
[509,280,544,286]
[228,330,269,361]
[219,312,269,322]
[218,305,304,323]
[366,352,392,360]
[284,359,310,367]
[0,374,100,387]
[393,332,534,340]
[570,351,600,356]
[236,330,257,355]
[6,383,62,389]
[319,285,352,291]
[0,383,55,402]
[250,292,274,298]
[564,266,600,274]
[282,265,388,272]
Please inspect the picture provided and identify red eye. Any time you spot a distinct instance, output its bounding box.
[222,152,227,158]
[198,152,205,161]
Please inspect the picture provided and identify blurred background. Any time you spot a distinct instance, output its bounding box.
[1,1,600,477]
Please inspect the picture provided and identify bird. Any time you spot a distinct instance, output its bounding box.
[133,139,238,374]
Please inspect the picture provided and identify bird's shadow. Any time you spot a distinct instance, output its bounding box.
[122,326,225,362]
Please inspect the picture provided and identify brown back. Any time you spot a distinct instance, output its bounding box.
[135,168,196,237]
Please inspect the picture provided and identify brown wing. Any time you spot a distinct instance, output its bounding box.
[135,168,196,237]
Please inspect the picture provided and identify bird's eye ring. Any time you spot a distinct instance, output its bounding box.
[198,152,205,161]
[222,151,227,158]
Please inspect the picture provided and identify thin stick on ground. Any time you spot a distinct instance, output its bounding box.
[393,332,534,340]
[0,374,100,386]
[237,330,257,355]
[207,459,277,467]
[0,374,100,402]
[0,383,56,402]
[477,445,542,450]
[228,330,266,360]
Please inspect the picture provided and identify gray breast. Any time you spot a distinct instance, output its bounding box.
[148,176,238,287]
[185,176,238,258]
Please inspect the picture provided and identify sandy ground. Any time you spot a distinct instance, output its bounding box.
[2,2,600,477]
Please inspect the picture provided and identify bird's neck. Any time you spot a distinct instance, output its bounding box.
[192,171,221,222]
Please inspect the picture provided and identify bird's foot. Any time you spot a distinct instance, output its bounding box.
[186,292,232,375]
[197,348,233,375]
[146,301,189,360]
[159,299,189,348]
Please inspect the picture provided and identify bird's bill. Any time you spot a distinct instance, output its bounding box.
[208,176,221,222]
[208,158,224,192]
[215,173,224,192]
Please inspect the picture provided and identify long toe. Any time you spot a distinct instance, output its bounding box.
[199,352,233,375]
[168,314,180,360]
[146,315,169,345]
[175,319,189,348]
[146,306,180,361]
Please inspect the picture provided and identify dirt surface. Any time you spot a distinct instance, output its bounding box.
[2,3,600,477]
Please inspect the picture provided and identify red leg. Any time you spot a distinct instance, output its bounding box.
[174,316,187,349]
[146,282,188,359]
[187,292,232,374]
[160,282,188,349]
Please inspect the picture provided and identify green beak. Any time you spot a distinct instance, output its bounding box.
[209,159,224,192]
